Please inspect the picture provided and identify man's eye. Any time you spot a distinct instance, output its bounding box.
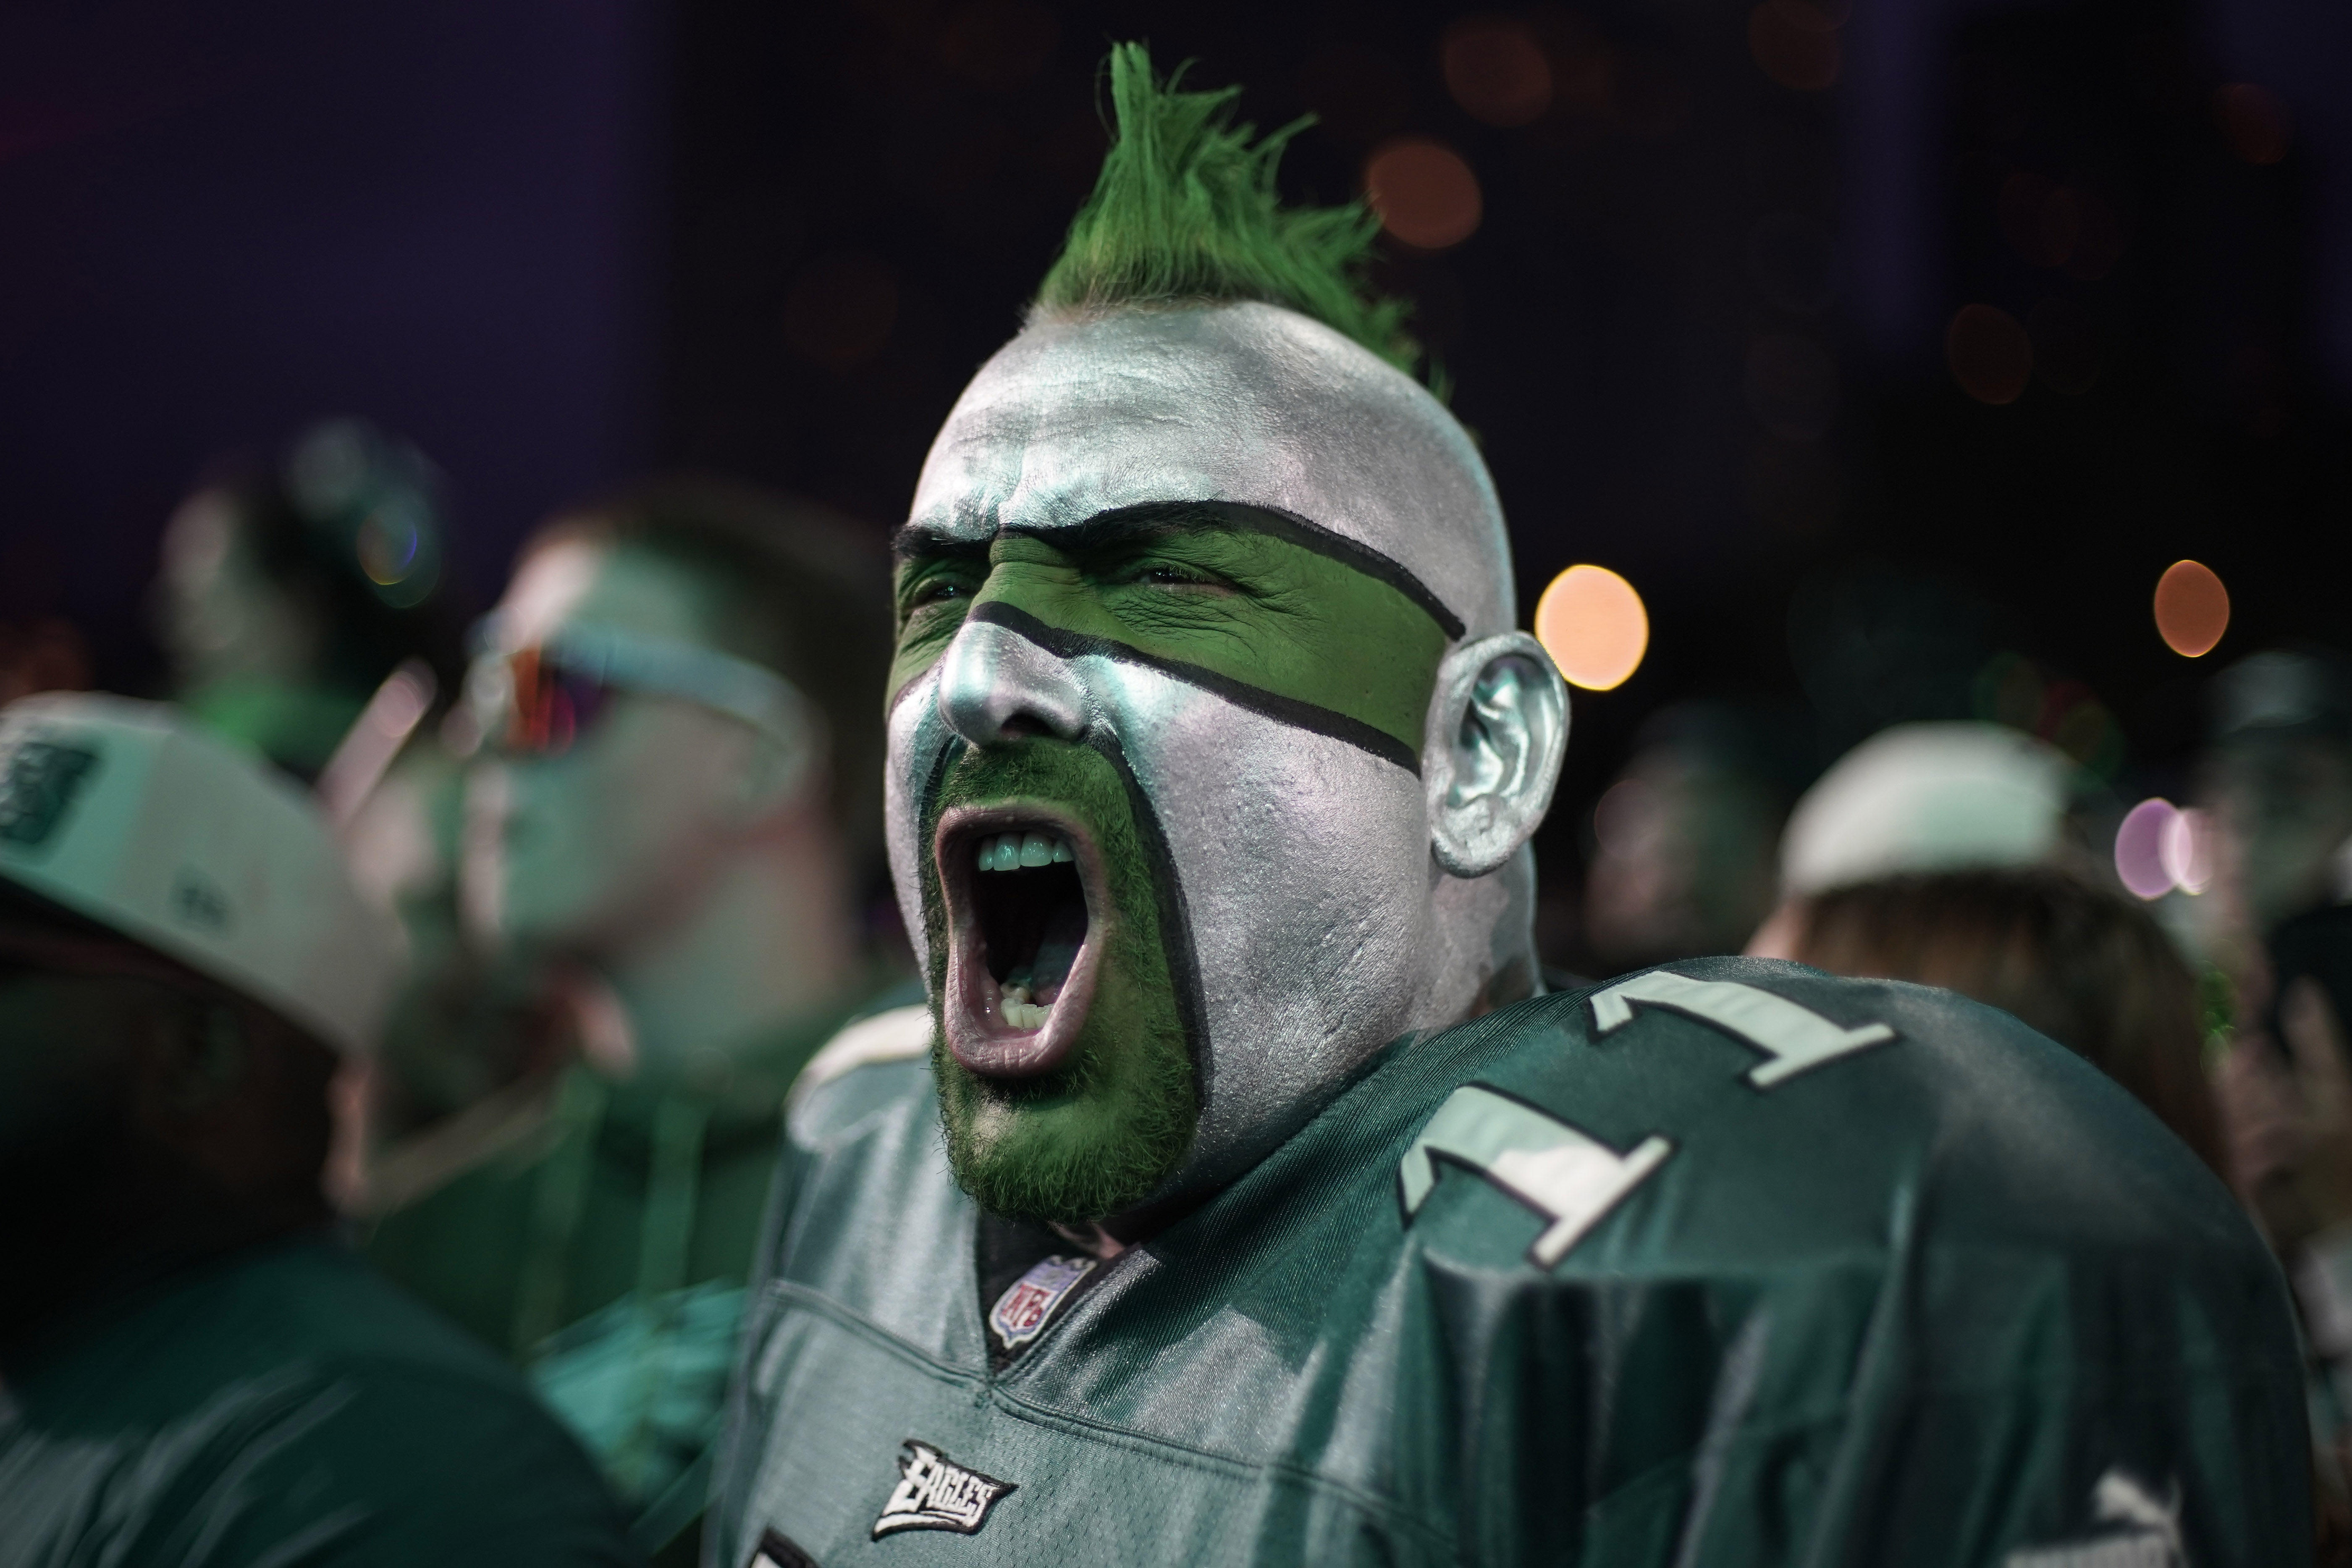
[1127,563,1225,590]
[907,577,972,610]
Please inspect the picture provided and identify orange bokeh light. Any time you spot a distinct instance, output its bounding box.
[1535,565,1649,691]
[1946,303,2033,405]
[2153,560,2229,658]
[2214,83,2292,166]
[1749,0,1840,91]
[1364,139,1482,251]
[1442,18,1552,127]
[782,252,898,368]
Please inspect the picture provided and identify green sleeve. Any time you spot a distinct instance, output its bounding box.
[206,1363,648,1568]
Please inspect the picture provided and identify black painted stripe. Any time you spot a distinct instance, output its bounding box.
[1086,727,1211,1108]
[968,600,1422,775]
[1005,500,1468,642]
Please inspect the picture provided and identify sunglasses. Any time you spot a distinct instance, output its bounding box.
[495,648,614,756]
[466,622,819,762]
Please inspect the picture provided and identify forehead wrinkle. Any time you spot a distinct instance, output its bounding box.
[894,509,1216,567]
[916,330,1290,540]
[1001,506,1237,555]
[999,416,1273,540]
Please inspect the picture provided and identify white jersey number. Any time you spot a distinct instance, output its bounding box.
[1589,970,1895,1088]
[1400,1086,1672,1267]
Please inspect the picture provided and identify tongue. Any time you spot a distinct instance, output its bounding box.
[1024,898,1087,1003]
[1002,907,1086,1004]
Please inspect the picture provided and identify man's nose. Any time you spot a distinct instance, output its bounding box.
[936,616,1090,747]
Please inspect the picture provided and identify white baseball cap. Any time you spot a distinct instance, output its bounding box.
[1779,721,2077,898]
[0,694,397,1054]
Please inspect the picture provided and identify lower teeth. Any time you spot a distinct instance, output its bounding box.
[999,981,1051,1031]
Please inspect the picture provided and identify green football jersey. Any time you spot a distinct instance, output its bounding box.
[712,957,2308,1566]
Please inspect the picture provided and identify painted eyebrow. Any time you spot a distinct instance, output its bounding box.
[889,525,990,566]
[892,501,1466,639]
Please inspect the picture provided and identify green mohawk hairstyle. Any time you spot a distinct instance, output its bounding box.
[1034,42,1421,377]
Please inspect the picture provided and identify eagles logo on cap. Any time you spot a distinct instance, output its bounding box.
[0,741,98,848]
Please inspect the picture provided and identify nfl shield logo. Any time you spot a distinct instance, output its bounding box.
[988,1254,1096,1351]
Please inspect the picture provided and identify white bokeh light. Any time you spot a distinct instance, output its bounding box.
[2114,797,2179,901]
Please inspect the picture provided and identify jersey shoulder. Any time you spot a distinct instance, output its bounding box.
[1468,953,2182,1159]
[1353,964,2308,1568]
[1391,956,2250,1274]
[785,1001,934,1146]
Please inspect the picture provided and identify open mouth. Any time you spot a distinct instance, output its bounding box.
[936,805,1106,1078]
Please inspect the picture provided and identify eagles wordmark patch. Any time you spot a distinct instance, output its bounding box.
[871,1440,1015,1538]
[988,1253,1095,1351]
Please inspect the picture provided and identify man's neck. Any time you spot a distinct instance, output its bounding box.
[597,829,859,1077]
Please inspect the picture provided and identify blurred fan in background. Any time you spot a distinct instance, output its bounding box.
[153,419,461,781]
[2195,648,2352,1519]
[349,478,899,1564]
[1783,865,2224,1175]
[1575,701,1807,975]
[2196,649,2352,988]
[1746,720,2096,954]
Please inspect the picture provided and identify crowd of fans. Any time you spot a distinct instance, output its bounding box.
[3,21,2349,1529]
[0,415,2345,1561]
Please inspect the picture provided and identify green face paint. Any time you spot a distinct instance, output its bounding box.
[922,740,1196,1224]
[891,510,1453,771]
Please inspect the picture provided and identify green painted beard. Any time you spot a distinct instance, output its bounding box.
[922,740,1196,1225]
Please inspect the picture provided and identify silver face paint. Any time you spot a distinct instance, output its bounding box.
[893,302,1555,1199]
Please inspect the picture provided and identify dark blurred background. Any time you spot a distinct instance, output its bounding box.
[2,0,2344,968]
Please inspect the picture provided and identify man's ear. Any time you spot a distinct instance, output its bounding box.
[1424,632,1570,878]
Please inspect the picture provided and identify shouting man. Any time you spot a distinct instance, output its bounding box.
[714,50,2308,1566]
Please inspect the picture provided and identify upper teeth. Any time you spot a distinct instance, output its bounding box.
[975,831,1075,872]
